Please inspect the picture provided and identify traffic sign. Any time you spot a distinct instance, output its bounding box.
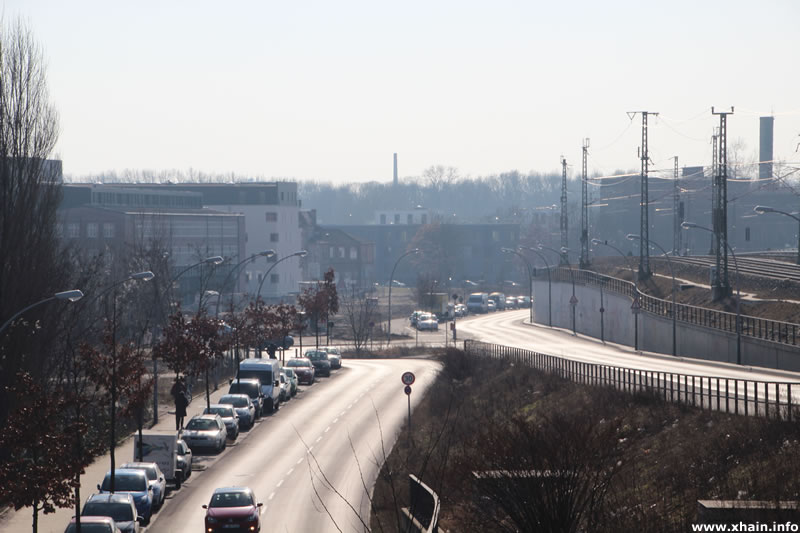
[631,297,641,314]
[401,371,416,386]
[404,385,412,395]
[569,295,578,306]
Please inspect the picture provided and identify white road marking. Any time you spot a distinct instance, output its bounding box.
[315,436,322,443]
[340,410,346,416]
[286,468,294,476]
[276,479,284,488]
[347,403,353,409]
[332,418,338,424]
[268,492,275,501]
[296,458,303,465]
[324,426,330,433]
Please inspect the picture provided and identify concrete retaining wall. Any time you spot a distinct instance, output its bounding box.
[532,279,800,371]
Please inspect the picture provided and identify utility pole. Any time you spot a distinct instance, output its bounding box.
[673,156,682,256]
[580,138,591,269]
[712,106,734,300]
[560,157,569,265]
[710,130,718,255]
[628,111,658,280]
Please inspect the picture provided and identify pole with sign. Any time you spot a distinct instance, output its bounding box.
[402,372,415,444]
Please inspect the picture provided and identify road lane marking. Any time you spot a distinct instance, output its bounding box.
[296,458,303,465]
[340,410,346,416]
[332,418,338,424]
[286,468,294,476]
[268,492,275,501]
[324,426,330,433]
[276,479,284,488]
[347,403,353,409]
[315,436,322,443]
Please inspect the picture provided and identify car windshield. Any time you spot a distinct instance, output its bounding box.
[283,369,294,377]
[228,382,259,396]
[206,407,234,417]
[101,473,146,491]
[133,466,157,480]
[220,396,248,407]
[238,369,272,383]
[186,418,217,431]
[82,503,133,522]
[66,524,114,533]
[209,491,254,508]
[468,295,482,302]
[307,352,327,360]
[287,360,309,367]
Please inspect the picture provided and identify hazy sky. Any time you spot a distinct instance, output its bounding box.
[5,0,800,183]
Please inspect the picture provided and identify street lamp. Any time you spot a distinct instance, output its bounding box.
[592,238,641,350]
[627,234,677,357]
[256,250,308,300]
[753,205,800,265]
[387,248,420,344]
[682,221,742,365]
[520,246,552,327]
[501,248,534,325]
[0,289,84,336]
[539,244,577,334]
[215,250,276,318]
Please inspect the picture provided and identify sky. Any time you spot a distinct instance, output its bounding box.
[4,0,800,183]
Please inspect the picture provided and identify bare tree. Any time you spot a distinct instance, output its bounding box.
[340,289,378,353]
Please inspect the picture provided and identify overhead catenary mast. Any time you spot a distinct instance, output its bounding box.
[580,138,590,269]
[560,156,569,265]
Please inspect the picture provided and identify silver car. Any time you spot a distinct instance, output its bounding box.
[119,462,166,511]
[203,404,240,440]
[181,414,227,453]
[325,346,343,369]
[218,394,256,430]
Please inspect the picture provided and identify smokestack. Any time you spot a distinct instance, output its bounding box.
[759,116,774,180]
[393,153,398,185]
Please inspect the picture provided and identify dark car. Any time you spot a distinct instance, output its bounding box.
[305,350,331,377]
[286,357,315,385]
[81,493,142,533]
[97,469,153,524]
[227,378,264,419]
[202,486,263,533]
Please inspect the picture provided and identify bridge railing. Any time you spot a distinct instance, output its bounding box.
[464,340,800,420]
[535,267,800,347]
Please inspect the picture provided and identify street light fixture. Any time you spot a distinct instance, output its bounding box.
[256,250,308,300]
[215,250,276,318]
[387,248,420,344]
[501,248,534,325]
[519,246,552,327]
[0,289,85,336]
[627,234,677,356]
[539,244,577,334]
[753,205,800,265]
[682,221,742,364]
[592,238,641,350]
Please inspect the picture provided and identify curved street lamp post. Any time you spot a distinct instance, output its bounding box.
[501,248,534,324]
[0,289,84,336]
[520,246,552,327]
[592,238,641,350]
[753,205,800,265]
[539,244,577,334]
[627,234,677,357]
[256,250,307,301]
[387,248,420,344]
[682,222,742,365]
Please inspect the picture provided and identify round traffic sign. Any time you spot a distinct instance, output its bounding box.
[404,385,412,395]
[401,371,416,386]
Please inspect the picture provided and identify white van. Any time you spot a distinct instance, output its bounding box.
[237,358,282,413]
[466,292,489,314]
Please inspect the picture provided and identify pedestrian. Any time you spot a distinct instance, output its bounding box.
[171,376,188,430]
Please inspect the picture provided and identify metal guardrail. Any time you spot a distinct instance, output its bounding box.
[464,340,800,420]
[534,267,800,347]
[401,474,442,533]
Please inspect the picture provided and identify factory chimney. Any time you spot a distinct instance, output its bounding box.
[393,153,398,185]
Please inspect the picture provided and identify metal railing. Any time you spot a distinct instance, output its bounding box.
[535,267,800,347]
[464,340,800,420]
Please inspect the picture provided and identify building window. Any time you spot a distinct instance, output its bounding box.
[394,214,400,224]
[265,212,277,222]
[492,231,499,242]
[339,246,345,258]
[350,247,357,259]
[407,214,413,224]
[270,233,279,242]
[421,214,427,224]
[103,223,115,238]
[380,214,386,225]
[330,246,335,258]
[67,223,80,238]
[271,273,279,284]
[86,223,98,238]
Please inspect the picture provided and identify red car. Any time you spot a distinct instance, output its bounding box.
[202,486,262,532]
[286,357,315,385]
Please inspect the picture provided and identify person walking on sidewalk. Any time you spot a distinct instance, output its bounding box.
[171,376,188,430]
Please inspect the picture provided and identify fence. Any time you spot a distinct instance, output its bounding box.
[536,267,800,347]
[464,340,800,420]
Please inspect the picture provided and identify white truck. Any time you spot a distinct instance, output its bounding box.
[133,430,184,488]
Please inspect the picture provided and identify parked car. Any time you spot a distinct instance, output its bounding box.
[487,300,497,312]
[202,486,263,533]
[227,378,264,419]
[64,516,121,533]
[286,358,315,384]
[305,350,331,377]
[119,462,166,511]
[282,367,298,396]
[325,346,343,369]
[454,303,468,317]
[416,313,439,331]
[466,292,489,314]
[176,438,192,481]
[278,371,290,402]
[237,358,282,413]
[182,414,227,453]
[505,296,519,309]
[409,310,424,326]
[489,292,506,311]
[219,393,256,430]
[97,469,153,525]
[81,493,142,533]
[203,405,240,440]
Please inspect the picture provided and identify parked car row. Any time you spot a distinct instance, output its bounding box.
[466,292,531,313]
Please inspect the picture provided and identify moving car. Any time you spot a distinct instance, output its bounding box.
[488,292,506,311]
[64,516,121,533]
[415,313,439,331]
[286,358,315,384]
[202,486,263,533]
[81,493,142,533]
[176,438,192,482]
[97,469,153,525]
[203,404,240,440]
[325,346,343,369]
[467,292,489,314]
[181,414,227,453]
[305,350,331,377]
[227,378,264,419]
[219,393,256,430]
[282,367,298,396]
[409,310,424,327]
[487,300,497,312]
[119,462,166,511]
[237,358,282,413]
[454,304,468,317]
[505,296,519,309]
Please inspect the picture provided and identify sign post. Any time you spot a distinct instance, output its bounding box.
[402,372,415,445]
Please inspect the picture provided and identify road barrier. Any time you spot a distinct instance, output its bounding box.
[464,340,800,420]
[536,267,800,347]
[400,474,443,533]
